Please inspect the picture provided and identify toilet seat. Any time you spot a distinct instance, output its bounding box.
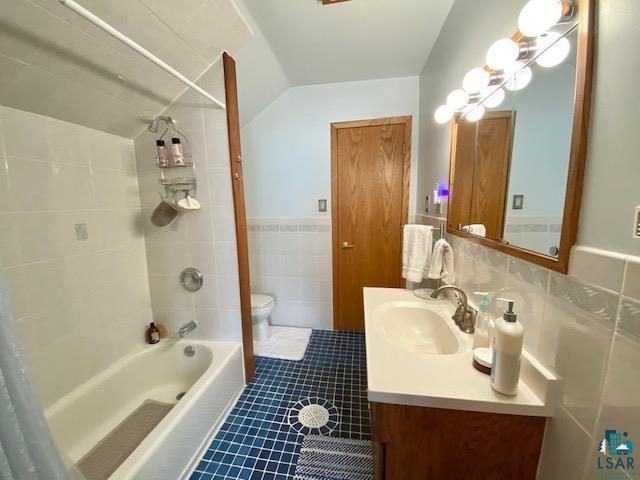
[251,294,275,311]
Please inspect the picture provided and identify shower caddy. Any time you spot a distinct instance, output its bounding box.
[149,116,198,206]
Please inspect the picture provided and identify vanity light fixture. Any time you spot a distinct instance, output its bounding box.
[434,105,455,124]
[464,104,486,122]
[504,62,533,91]
[481,87,506,108]
[486,38,528,71]
[446,89,470,110]
[518,0,574,37]
[433,0,575,125]
[536,32,571,67]
[463,68,491,94]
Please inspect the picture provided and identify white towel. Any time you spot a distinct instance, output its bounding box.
[402,225,433,283]
[462,224,487,237]
[428,239,456,284]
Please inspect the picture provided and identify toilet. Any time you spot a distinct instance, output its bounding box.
[250,294,275,342]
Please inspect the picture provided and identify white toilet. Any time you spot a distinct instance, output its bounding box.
[251,293,275,342]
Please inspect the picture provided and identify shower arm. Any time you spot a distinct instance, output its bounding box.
[58,0,226,110]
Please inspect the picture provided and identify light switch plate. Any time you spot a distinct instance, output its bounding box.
[634,206,640,239]
[318,199,327,213]
[512,195,524,210]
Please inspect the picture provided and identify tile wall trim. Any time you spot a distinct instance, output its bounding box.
[247,218,331,226]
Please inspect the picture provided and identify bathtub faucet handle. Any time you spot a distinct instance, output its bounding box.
[178,320,198,338]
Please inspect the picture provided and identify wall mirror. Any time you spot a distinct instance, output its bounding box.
[446,0,594,273]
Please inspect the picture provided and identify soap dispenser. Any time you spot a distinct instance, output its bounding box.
[472,292,491,349]
[491,299,524,396]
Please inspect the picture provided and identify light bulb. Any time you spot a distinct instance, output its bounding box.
[446,89,469,110]
[504,62,533,91]
[463,68,490,94]
[465,104,486,122]
[434,105,454,124]
[518,0,564,37]
[486,38,520,71]
[482,88,506,108]
[536,32,571,67]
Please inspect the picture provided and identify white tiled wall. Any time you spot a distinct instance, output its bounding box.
[0,105,153,408]
[247,218,332,330]
[415,214,640,480]
[504,215,563,256]
[134,59,243,342]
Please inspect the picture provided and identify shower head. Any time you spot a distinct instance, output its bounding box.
[148,116,176,134]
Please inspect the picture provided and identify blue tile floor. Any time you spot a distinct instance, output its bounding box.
[189,330,370,480]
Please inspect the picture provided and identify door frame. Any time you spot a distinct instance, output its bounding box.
[330,116,412,330]
[223,52,254,382]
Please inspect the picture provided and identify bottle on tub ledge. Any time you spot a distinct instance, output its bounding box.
[146,322,161,345]
[491,299,524,396]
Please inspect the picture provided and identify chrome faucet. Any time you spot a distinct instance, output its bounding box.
[178,320,198,338]
[430,285,476,334]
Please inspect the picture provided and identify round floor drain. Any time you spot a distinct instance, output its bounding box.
[288,397,339,436]
[299,404,330,428]
[176,392,186,401]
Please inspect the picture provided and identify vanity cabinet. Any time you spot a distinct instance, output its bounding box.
[371,402,546,480]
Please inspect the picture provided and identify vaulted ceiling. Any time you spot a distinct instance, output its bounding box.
[241,0,455,86]
[0,0,252,138]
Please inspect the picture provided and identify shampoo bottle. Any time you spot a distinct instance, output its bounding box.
[171,137,185,166]
[147,322,160,345]
[156,140,169,167]
[491,299,524,396]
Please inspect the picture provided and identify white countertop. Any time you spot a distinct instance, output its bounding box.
[364,288,557,417]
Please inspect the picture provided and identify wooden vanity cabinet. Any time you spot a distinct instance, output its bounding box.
[371,402,546,480]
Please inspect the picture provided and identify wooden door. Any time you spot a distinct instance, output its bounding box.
[470,111,513,240]
[448,120,477,231]
[449,111,513,241]
[331,117,411,331]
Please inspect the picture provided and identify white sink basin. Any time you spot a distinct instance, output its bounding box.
[375,301,462,355]
[364,288,558,417]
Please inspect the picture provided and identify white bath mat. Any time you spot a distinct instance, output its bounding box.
[254,326,312,361]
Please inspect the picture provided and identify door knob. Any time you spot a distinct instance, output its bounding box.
[341,241,355,249]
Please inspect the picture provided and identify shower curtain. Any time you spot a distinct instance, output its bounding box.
[0,275,69,480]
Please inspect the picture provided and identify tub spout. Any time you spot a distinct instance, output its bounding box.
[178,320,197,338]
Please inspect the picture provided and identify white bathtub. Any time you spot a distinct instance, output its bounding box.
[44,339,245,480]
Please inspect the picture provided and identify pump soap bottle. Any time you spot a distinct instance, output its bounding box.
[472,292,493,375]
[472,292,491,349]
[491,299,524,396]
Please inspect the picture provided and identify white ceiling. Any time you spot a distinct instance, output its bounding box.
[242,0,455,86]
[0,0,252,138]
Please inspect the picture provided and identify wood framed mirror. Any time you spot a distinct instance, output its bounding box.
[447,0,595,273]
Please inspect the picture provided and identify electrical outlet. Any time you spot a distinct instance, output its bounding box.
[74,223,88,241]
[634,206,640,239]
[425,195,430,214]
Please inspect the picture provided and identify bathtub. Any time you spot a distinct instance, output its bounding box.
[44,339,245,480]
